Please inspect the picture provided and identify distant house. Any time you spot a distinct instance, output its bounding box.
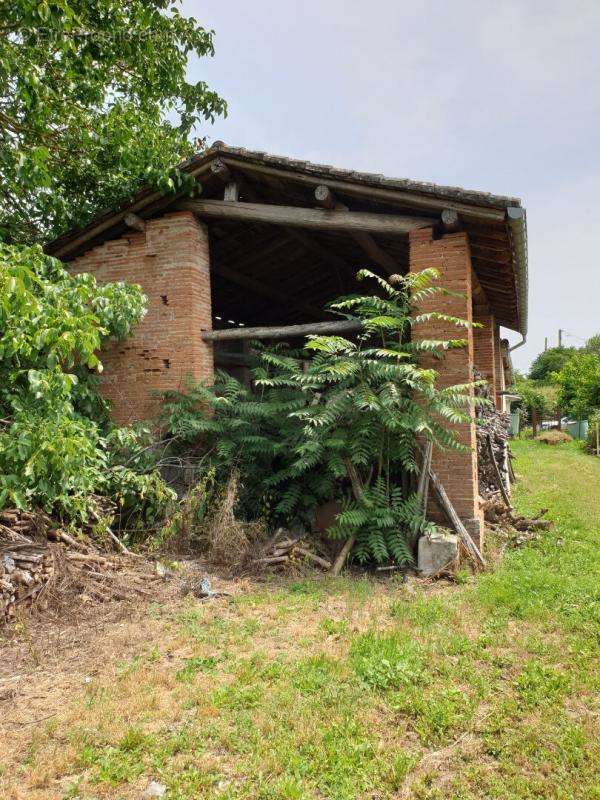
[47,143,528,547]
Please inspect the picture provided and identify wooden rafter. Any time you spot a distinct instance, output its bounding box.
[313,185,399,276]
[212,263,324,320]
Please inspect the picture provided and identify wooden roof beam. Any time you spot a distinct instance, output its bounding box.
[314,185,399,276]
[222,157,507,223]
[177,199,434,236]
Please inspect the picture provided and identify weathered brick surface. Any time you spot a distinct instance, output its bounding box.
[473,309,497,400]
[70,212,213,424]
[409,228,483,542]
[494,323,505,407]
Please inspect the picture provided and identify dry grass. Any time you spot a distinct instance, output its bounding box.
[205,471,266,570]
[536,429,573,445]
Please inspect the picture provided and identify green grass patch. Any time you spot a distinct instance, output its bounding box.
[5,441,600,800]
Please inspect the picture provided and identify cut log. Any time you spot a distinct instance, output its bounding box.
[329,536,356,577]
[441,208,460,231]
[295,546,332,570]
[314,184,336,209]
[210,158,232,183]
[417,441,433,514]
[177,199,434,236]
[124,212,146,232]
[202,319,362,342]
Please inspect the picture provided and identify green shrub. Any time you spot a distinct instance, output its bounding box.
[164,269,486,565]
[0,243,175,529]
[586,409,600,453]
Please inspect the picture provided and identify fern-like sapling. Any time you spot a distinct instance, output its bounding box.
[164,269,482,566]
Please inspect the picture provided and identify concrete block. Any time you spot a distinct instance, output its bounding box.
[418,530,459,575]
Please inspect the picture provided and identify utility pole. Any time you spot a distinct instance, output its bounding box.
[558,329,563,348]
[544,337,548,351]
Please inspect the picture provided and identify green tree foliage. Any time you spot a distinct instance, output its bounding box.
[529,347,577,382]
[0,243,176,524]
[583,333,600,357]
[164,270,482,565]
[586,408,600,452]
[514,375,559,420]
[0,0,226,242]
[553,353,600,419]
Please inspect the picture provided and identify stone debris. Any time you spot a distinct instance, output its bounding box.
[418,530,459,576]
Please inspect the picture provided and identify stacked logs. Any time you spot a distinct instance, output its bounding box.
[482,496,553,546]
[474,371,511,497]
[1,545,54,620]
[254,527,332,572]
[0,508,152,622]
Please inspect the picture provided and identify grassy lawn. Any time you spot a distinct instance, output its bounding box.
[2,440,599,799]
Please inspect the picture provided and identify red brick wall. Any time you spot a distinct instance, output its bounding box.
[493,323,505,409]
[473,309,497,399]
[70,211,213,424]
[409,228,483,543]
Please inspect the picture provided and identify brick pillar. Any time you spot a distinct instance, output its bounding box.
[494,324,505,409]
[473,308,497,399]
[70,211,213,424]
[409,228,483,546]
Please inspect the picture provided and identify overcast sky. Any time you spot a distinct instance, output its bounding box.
[182,0,600,372]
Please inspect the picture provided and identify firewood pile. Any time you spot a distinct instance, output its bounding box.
[482,496,553,547]
[1,508,155,622]
[254,527,332,572]
[474,371,511,497]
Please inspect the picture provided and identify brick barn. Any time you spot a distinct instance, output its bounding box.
[46,143,528,546]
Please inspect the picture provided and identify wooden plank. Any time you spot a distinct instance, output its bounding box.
[486,433,511,508]
[202,319,362,342]
[178,199,434,236]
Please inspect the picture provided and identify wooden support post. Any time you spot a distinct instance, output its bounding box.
[223,182,239,202]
